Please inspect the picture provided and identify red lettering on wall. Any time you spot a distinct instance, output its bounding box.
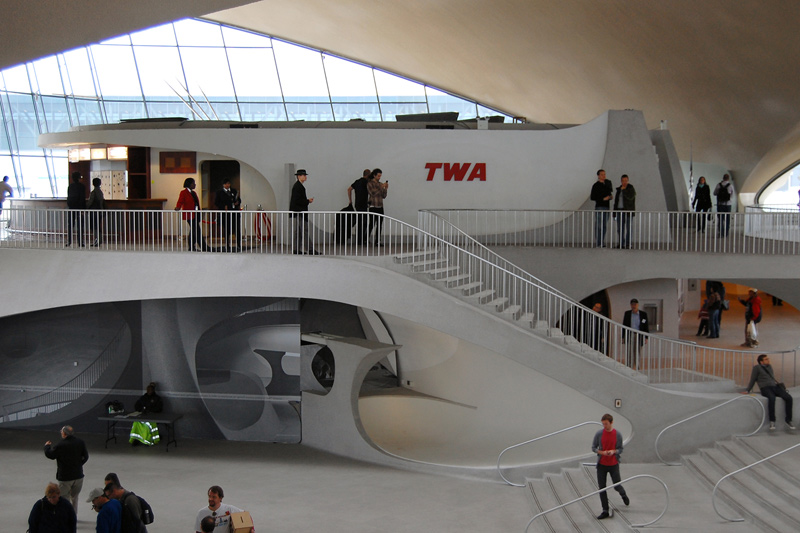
[443,163,471,181]
[425,163,487,182]
[468,163,486,181]
[425,163,443,181]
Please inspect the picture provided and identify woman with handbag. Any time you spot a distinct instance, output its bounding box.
[692,176,713,232]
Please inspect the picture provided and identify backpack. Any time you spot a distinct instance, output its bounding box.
[121,492,154,531]
[717,183,731,202]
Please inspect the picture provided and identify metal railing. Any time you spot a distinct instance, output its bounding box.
[2,325,126,422]
[419,208,800,255]
[654,395,766,465]
[496,421,602,486]
[524,474,670,531]
[2,206,796,388]
[712,442,800,522]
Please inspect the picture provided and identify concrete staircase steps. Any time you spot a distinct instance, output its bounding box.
[532,320,550,331]
[409,259,448,272]
[717,441,800,500]
[545,473,599,531]
[460,281,484,296]
[426,266,460,280]
[525,476,574,533]
[393,250,439,264]
[518,313,535,327]
[440,274,471,288]
[684,452,797,532]
[486,297,509,312]
[502,305,522,321]
[470,289,496,305]
[736,438,800,487]
[525,467,639,533]
[702,445,800,522]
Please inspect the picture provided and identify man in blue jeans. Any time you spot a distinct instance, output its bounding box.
[590,169,613,247]
[745,354,795,431]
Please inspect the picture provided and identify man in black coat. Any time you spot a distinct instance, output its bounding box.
[347,169,370,244]
[44,425,89,512]
[622,298,649,370]
[66,172,86,247]
[214,178,242,251]
[289,169,318,255]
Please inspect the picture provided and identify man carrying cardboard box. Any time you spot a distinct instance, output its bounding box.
[195,486,253,533]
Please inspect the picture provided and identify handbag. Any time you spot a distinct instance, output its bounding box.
[778,382,787,392]
[721,299,730,310]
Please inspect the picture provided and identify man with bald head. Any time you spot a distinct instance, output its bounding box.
[44,425,89,512]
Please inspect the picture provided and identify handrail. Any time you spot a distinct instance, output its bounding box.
[3,206,796,389]
[712,442,800,522]
[524,474,670,531]
[654,395,766,465]
[497,421,602,486]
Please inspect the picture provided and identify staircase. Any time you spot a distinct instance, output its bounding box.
[394,250,646,382]
[683,435,800,532]
[525,465,642,533]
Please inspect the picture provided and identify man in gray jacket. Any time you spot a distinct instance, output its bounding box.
[591,413,629,519]
[745,354,794,431]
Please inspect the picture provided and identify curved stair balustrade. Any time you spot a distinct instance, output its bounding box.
[420,208,800,255]
[2,207,793,388]
[654,395,766,466]
[497,421,602,487]
[524,474,670,531]
[712,442,800,523]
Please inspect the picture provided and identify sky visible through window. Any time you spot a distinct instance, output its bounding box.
[0,18,509,198]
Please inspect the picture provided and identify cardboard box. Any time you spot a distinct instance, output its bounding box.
[231,511,254,533]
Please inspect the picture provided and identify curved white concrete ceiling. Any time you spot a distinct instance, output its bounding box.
[5,0,800,189]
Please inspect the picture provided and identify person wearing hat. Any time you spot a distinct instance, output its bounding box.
[622,298,649,369]
[738,288,762,348]
[87,487,122,533]
[289,169,319,255]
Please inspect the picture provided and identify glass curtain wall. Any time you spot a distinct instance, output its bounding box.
[0,18,509,198]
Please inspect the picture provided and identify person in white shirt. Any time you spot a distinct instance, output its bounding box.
[195,485,252,533]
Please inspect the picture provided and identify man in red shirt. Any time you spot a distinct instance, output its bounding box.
[591,413,629,519]
[738,289,762,348]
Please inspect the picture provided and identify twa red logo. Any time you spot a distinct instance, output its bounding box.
[425,163,486,181]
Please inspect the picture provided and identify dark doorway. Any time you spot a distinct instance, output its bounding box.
[200,160,240,209]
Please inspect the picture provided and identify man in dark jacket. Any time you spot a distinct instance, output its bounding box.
[744,354,794,431]
[44,425,89,512]
[590,169,613,247]
[622,298,649,370]
[66,172,86,247]
[214,178,242,251]
[28,482,77,533]
[289,169,318,255]
[613,174,636,249]
[348,169,370,244]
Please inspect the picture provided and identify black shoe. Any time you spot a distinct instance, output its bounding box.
[597,510,611,520]
[293,251,302,255]
[309,250,321,255]
[622,495,630,506]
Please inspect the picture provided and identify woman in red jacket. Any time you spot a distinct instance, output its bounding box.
[175,178,209,251]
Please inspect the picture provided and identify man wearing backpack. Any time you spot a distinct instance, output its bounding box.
[104,483,148,533]
[714,174,735,237]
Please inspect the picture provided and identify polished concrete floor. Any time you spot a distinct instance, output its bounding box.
[5,428,528,532]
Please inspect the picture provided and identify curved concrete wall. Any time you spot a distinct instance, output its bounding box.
[0,247,764,472]
[42,110,678,226]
